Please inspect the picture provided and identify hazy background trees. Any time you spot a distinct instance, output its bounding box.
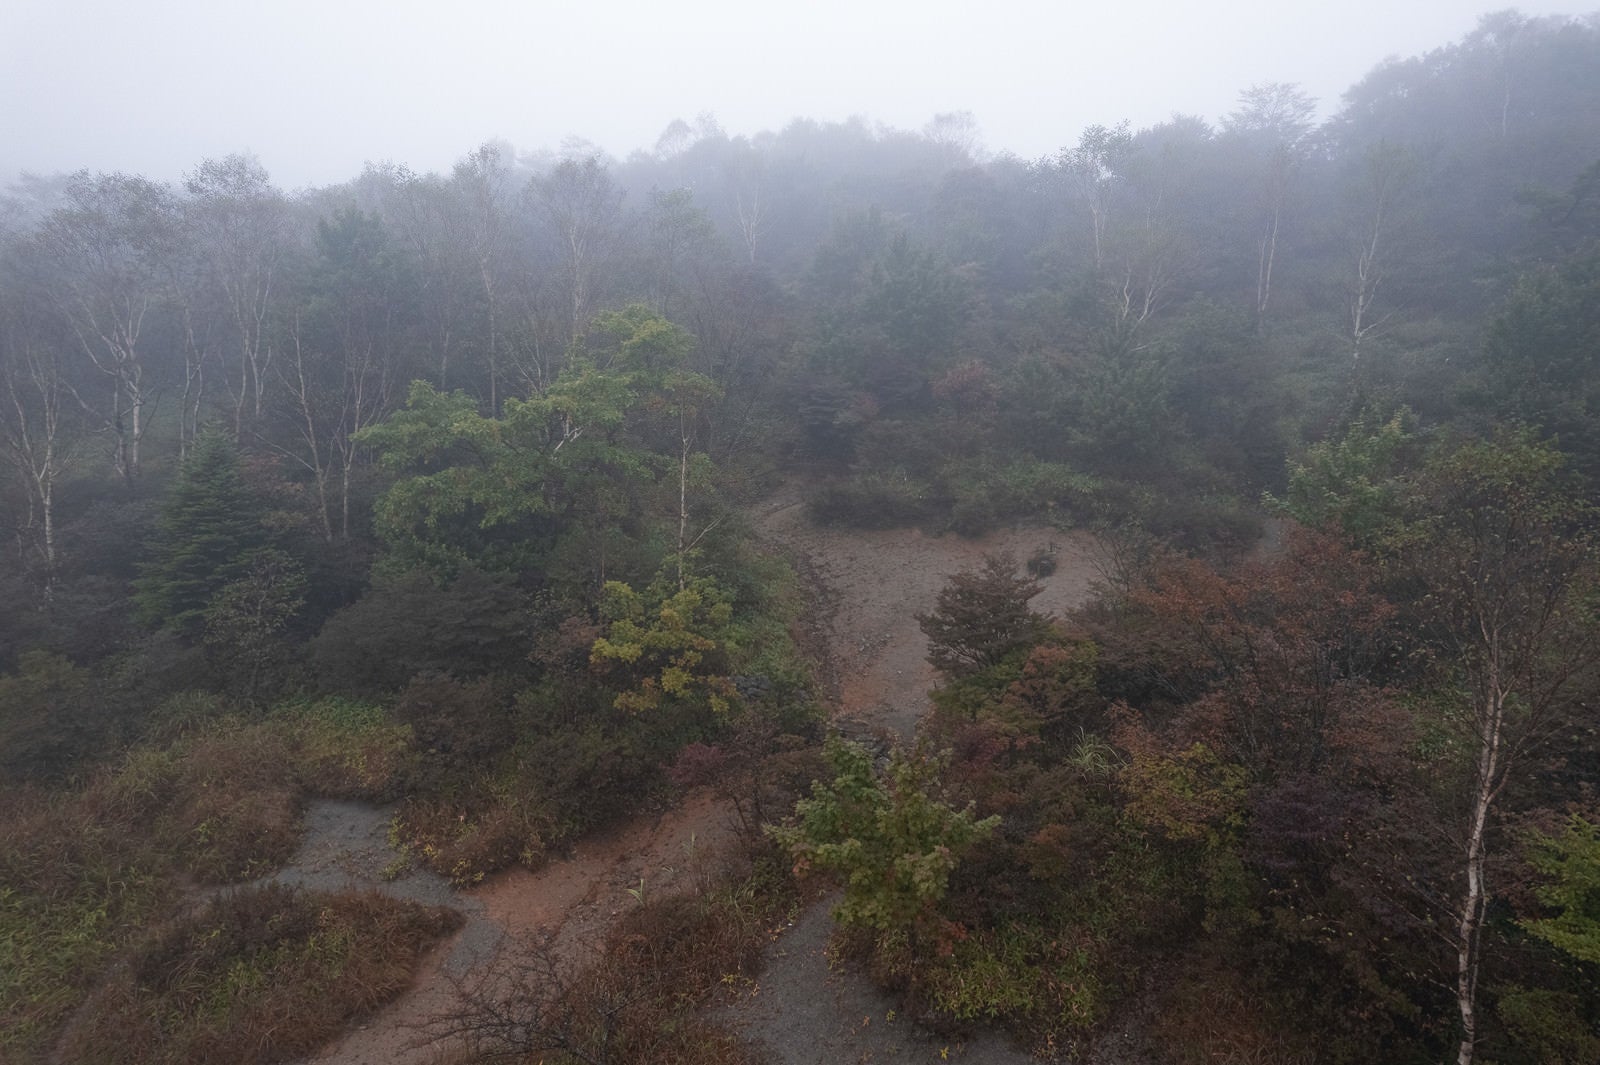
[2,11,1599,1064]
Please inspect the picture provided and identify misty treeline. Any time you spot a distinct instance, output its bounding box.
[5,12,1599,576]
[3,10,1600,1065]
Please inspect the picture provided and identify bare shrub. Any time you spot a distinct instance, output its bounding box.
[427,886,780,1065]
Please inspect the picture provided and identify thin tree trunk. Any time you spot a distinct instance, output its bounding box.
[111,379,131,482]
[480,257,499,413]
[340,458,352,541]
[126,375,144,480]
[677,408,689,591]
[40,468,55,599]
[233,360,249,439]
[1456,672,1506,1065]
[1256,203,1280,327]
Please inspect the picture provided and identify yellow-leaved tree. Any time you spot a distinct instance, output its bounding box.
[589,577,738,715]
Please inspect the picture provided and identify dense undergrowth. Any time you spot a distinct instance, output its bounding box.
[770,473,1600,1062]
[4,12,1600,1063]
[0,696,410,1059]
[0,465,817,1063]
[2,617,816,1063]
[59,884,460,1065]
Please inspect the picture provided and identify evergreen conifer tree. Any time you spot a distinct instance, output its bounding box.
[135,430,264,634]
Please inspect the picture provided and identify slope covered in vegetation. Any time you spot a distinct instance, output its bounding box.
[2,11,1600,1063]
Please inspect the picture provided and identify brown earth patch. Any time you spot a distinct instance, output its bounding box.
[307,490,1111,1064]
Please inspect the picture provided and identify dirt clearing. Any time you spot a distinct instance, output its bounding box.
[716,491,1106,1064]
[752,486,1101,736]
[298,490,1108,1065]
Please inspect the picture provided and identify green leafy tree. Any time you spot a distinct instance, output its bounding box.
[308,567,532,694]
[1524,814,1600,965]
[202,547,307,696]
[358,382,533,574]
[585,305,723,589]
[359,307,719,590]
[134,430,264,634]
[1070,342,1175,464]
[359,370,647,580]
[769,738,999,944]
[805,214,974,418]
[1495,985,1600,1065]
[1389,431,1600,1065]
[1480,249,1600,483]
[1272,407,1416,544]
[1496,815,1600,1065]
[589,577,737,715]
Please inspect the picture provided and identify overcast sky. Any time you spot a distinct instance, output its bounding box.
[1,1,1591,190]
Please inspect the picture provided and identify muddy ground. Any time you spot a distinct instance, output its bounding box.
[285,491,1111,1065]
[718,489,1104,1065]
[292,792,737,1065]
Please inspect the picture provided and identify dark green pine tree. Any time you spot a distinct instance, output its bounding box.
[135,431,265,635]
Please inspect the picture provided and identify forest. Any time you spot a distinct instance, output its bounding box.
[3,10,1600,1064]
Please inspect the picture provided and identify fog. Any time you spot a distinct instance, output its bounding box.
[5,6,1600,1063]
[2,0,1590,188]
